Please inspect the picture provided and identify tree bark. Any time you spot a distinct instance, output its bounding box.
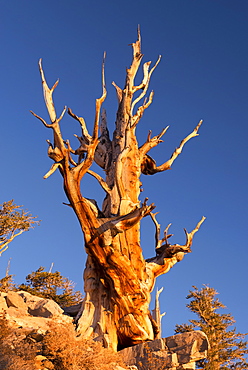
[31,29,205,351]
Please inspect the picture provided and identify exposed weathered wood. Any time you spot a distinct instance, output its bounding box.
[152,287,166,339]
[32,30,205,351]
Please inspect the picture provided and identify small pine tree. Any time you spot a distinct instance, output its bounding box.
[0,200,39,255]
[18,266,83,307]
[175,285,248,370]
[0,259,16,292]
[0,274,15,292]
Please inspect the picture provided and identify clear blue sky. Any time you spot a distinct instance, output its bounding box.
[1,0,248,337]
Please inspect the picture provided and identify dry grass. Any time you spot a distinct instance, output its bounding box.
[0,314,127,370]
[43,321,127,370]
[0,313,40,369]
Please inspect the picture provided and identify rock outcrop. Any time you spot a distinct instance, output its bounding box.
[0,290,73,334]
[0,291,209,369]
[120,331,209,370]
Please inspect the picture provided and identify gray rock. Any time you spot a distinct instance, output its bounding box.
[120,331,209,370]
[2,291,209,370]
[30,298,64,318]
[164,331,209,364]
[0,294,8,311]
[7,306,28,318]
[6,291,27,311]
[63,302,82,316]
[18,290,46,310]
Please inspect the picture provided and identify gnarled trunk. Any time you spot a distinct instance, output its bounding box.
[31,29,205,350]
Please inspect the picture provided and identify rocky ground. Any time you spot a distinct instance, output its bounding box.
[0,290,209,370]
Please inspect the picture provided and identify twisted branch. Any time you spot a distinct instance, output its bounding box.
[73,53,107,180]
[146,216,206,278]
[39,58,59,123]
[139,126,169,156]
[140,120,203,175]
[131,55,161,117]
[155,120,203,173]
[87,170,111,195]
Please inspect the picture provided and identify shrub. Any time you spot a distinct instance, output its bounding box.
[0,313,41,370]
[43,321,127,370]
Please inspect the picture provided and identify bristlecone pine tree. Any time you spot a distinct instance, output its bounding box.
[175,285,248,370]
[31,29,205,350]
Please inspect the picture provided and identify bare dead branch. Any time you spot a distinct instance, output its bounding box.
[140,121,203,175]
[33,61,70,173]
[73,134,88,163]
[126,28,143,91]
[155,120,203,173]
[131,26,142,61]
[39,58,58,122]
[182,216,206,252]
[131,91,155,128]
[57,106,67,123]
[46,140,64,162]
[146,216,205,281]
[30,110,51,128]
[132,61,151,93]
[139,126,169,156]
[112,81,122,104]
[87,170,111,194]
[64,140,78,167]
[93,52,107,140]
[68,108,92,144]
[150,212,161,249]
[161,223,173,245]
[150,212,173,250]
[91,198,155,241]
[162,217,205,255]
[73,53,107,180]
[43,163,62,179]
[131,55,161,116]
[68,109,92,165]
[152,287,165,325]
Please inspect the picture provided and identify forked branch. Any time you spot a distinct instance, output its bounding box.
[93,52,107,140]
[39,58,59,123]
[146,216,205,279]
[158,120,203,172]
[131,91,155,128]
[127,26,143,87]
[139,126,169,156]
[87,170,111,195]
[72,53,107,180]
[183,216,206,252]
[68,108,92,143]
[150,212,161,248]
[141,120,203,175]
[150,212,173,250]
[162,216,206,256]
[131,55,161,117]
[91,198,155,241]
[112,81,122,104]
[43,163,62,179]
